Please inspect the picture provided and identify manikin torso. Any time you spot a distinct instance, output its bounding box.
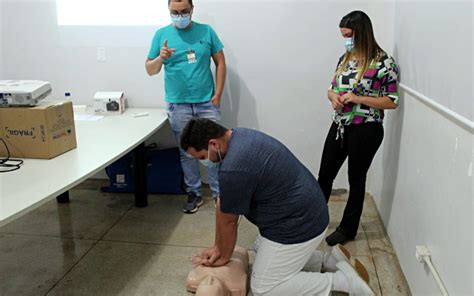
[186,246,249,296]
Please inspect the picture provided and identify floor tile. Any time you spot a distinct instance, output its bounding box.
[103,194,216,247]
[361,204,411,295]
[342,230,371,256]
[47,241,205,296]
[362,216,387,241]
[371,247,411,295]
[361,194,382,223]
[328,200,347,222]
[330,189,349,202]
[0,233,95,295]
[0,190,134,240]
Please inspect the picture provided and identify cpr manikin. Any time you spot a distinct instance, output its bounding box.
[186,246,249,296]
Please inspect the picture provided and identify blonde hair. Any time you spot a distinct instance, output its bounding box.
[336,52,381,81]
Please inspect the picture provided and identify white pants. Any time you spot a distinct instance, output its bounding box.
[251,229,333,296]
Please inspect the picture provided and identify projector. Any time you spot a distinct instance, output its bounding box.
[0,80,52,107]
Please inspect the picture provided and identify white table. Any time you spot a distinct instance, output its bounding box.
[0,108,169,227]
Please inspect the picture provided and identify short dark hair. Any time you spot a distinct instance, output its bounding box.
[168,0,193,7]
[180,118,228,151]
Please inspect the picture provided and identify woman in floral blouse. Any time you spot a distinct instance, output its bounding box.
[319,10,400,246]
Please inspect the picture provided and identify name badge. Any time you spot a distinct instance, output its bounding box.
[187,49,197,64]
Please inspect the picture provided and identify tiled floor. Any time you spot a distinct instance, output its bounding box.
[0,179,411,295]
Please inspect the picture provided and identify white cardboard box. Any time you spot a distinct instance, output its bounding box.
[93,91,125,114]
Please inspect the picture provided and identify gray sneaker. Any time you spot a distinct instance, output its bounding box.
[183,192,203,214]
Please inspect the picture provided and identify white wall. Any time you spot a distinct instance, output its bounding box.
[389,1,472,121]
[370,1,473,295]
[373,94,473,296]
[1,0,395,189]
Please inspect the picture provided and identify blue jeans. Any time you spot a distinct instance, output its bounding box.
[166,101,220,197]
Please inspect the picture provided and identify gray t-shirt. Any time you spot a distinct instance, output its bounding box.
[219,128,329,244]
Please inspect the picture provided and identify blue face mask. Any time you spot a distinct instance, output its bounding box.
[171,14,191,29]
[344,37,354,52]
[200,146,221,169]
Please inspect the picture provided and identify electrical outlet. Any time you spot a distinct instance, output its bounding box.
[97,47,106,62]
[415,245,431,262]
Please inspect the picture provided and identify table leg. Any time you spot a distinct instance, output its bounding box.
[56,191,70,203]
[134,142,148,207]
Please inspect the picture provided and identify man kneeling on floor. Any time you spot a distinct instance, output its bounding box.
[180,118,374,296]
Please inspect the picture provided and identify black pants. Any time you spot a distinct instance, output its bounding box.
[318,122,384,237]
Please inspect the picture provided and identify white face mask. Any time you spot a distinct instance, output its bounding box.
[171,14,191,29]
[199,145,222,168]
[344,37,354,52]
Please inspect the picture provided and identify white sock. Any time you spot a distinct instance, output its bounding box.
[323,252,338,270]
[332,270,349,293]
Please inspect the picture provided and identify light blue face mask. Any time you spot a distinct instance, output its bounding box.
[171,14,191,29]
[200,146,221,169]
[344,37,354,52]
